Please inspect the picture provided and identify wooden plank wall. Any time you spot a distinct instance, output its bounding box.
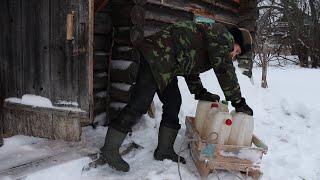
[0,0,93,113]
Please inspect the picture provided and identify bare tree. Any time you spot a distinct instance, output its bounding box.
[256,0,320,68]
[256,0,283,88]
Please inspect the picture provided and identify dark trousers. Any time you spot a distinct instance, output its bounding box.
[110,58,182,133]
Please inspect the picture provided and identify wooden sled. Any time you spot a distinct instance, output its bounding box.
[185,117,268,180]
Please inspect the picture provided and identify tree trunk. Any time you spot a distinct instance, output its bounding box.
[309,0,320,68]
[260,51,268,88]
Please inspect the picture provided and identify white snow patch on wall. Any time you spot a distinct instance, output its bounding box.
[95,91,106,98]
[111,83,131,91]
[5,94,84,112]
[95,72,107,78]
[110,102,126,109]
[56,100,79,107]
[111,60,132,70]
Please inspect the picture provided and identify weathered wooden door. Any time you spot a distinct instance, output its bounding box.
[0,0,94,114]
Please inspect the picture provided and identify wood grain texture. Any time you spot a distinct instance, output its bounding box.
[114,26,144,46]
[110,61,138,84]
[3,102,87,141]
[112,46,141,62]
[0,0,23,98]
[110,84,133,103]
[111,5,145,27]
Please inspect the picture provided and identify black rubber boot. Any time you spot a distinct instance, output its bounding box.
[97,127,130,172]
[154,125,186,164]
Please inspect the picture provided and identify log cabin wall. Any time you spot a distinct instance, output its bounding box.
[0,0,94,141]
[93,2,113,122]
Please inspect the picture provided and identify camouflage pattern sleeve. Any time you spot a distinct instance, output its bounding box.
[184,74,206,95]
[206,24,242,103]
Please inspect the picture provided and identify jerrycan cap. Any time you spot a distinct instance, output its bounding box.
[225,119,233,126]
[211,102,219,108]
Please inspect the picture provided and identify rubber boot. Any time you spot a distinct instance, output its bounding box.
[97,127,130,172]
[154,125,186,164]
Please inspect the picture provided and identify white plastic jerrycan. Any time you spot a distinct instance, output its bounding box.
[203,102,233,144]
[227,110,254,146]
[195,101,212,136]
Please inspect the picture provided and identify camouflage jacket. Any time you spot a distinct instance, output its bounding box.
[138,21,242,102]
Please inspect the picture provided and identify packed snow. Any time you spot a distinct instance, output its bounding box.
[1,65,320,180]
[6,94,53,108]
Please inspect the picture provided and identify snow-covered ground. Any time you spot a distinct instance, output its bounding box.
[1,65,320,180]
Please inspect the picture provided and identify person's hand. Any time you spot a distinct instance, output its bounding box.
[195,89,220,102]
[231,98,253,116]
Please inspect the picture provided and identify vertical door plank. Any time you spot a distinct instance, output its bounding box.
[50,0,69,104]
[22,0,51,98]
[0,0,23,98]
[78,0,94,113]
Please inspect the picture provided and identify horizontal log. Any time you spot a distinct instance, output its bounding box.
[146,0,239,25]
[94,13,112,35]
[94,34,112,51]
[112,46,141,62]
[94,94,107,115]
[110,1,240,27]
[94,23,113,35]
[95,11,112,24]
[109,102,127,120]
[146,0,189,11]
[93,72,108,90]
[110,83,133,103]
[144,20,170,36]
[144,4,193,24]
[111,5,145,27]
[94,52,109,72]
[146,0,239,18]
[111,0,147,5]
[110,60,138,84]
[199,0,240,13]
[114,26,144,46]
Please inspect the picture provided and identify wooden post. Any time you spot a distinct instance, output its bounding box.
[0,97,3,146]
